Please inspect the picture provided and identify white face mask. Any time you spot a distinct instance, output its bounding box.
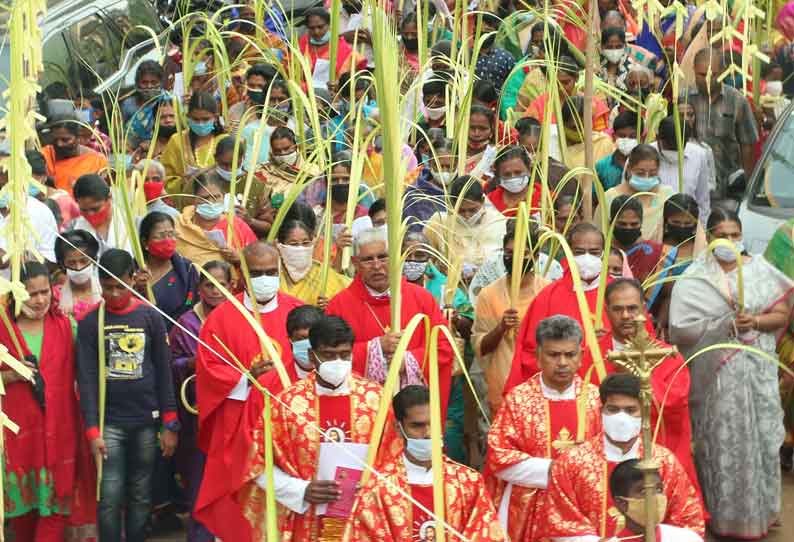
[399,422,432,461]
[501,175,529,194]
[424,104,447,121]
[603,411,642,442]
[215,166,241,181]
[250,274,280,303]
[21,301,50,320]
[403,260,428,281]
[615,137,638,156]
[431,170,454,185]
[278,243,314,282]
[766,80,784,97]
[67,265,94,285]
[317,358,352,387]
[574,253,603,281]
[713,240,744,263]
[457,207,485,228]
[273,150,299,167]
[603,48,625,64]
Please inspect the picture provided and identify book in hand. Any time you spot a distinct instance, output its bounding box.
[324,466,362,518]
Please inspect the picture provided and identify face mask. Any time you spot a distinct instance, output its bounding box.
[331,183,350,203]
[106,290,133,312]
[67,265,94,286]
[564,127,583,144]
[250,274,280,303]
[665,224,696,244]
[628,174,661,192]
[0,194,8,208]
[530,44,541,58]
[147,238,177,260]
[309,30,331,46]
[278,243,314,282]
[603,411,642,442]
[158,124,177,139]
[431,170,454,185]
[188,118,215,137]
[274,103,291,115]
[76,107,93,124]
[615,137,638,156]
[317,358,352,387]
[622,494,668,527]
[21,301,50,320]
[424,104,447,121]
[194,60,209,76]
[613,226,642,247]
[54,143,79,159]
[139,87,162,101]
[501,175,529,194]
[403,260,428,282]
[399,422,432,461]
[247,89,266,105]
[196,201,225,220]
[766,80,784,97]
[216,166,243,182]
[84,201,111,228]
[273,150,299,167]
[503,255,533,275]
[292,338,311,367]
[143,181,164,201]
[29,183,42,197]
[403,37,419,51]
[603,48,625,64]
[458,207,485,228]
[574,253,602,281]
[713,240,744,263]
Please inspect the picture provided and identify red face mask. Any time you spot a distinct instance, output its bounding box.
[147,238,177,260]
[84,200,111,228]
[106,290,132,312]
[144,181,165,202]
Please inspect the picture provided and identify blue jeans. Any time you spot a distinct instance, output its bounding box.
[98,424,158,542]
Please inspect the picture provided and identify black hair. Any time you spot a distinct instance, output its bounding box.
[515,116,540,136]
[286,305,325,336]
[277,219,314,244]
[604,277,643,305]
[392,384,430,422]
[400,10,418,30]
[599,373,641,403]
[601,27,626,45]
[706,207,742,232]
[139,212,175,258]
[309,315,355,350]
[431,40,453,59]
[626,144,660,172]
[493,145,531,178]
[25,149,47,176]
[469,104,496,135]
[450,175,484,202]
[658,115,687,147]
[693,47,723,71]
[557,55,581,77]
[561,95,584,126]
[609,459,644,500]
[269,77,290,96]
[304,6,331,24]
[246,63,277,82]
[481,12,501,29]
[503,218,538,249]
[55,229,99,266]
[20,260,50,284]
[73,174,110,201]
[368,198,386,219]
[612,111,639,133]
[98,248,136,280]
[566,222,604,247]
[610,194,644,221]
[271,125,297,145]
[135,60,164,85]
[473,78,498,104]
[663,193,699,223]
[422,78,447,98]
[283,201,318,233]
[215,135,246,158]
[200,259,232,284]
[555,194,581,214]
[330,150,353,173]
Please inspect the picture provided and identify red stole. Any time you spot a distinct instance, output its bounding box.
[0,307,79,500]
[547,399,580,458]
[626,240,663,284]
[410,484,435,540]
[319,395,352,443]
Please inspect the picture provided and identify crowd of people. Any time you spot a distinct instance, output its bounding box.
[3,0,794,541]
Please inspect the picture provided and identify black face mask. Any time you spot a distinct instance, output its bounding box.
[247,89,266,105]
[613,226,642,247]
[630,87,649,102]
[402,37,419,52]
[482,34,496,50]
[331,183,350,203]
[54,143,79,159]
[158,124,178,139]
[503,255,533,275]
[665,224,696,244]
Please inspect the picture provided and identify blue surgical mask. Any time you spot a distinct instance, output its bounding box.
[196,201,225,220]
[216,166,242,182]
[309,30,331,46]
[28,183,42,197]
[628,174,661,192]
[188,118,215,137]
[0,194,8,209]
[292,338,311,366]
[399,422,432,461]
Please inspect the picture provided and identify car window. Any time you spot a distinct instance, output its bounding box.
[750,110,794,210]
[103,0,163,50]
[40,32,75,95]
[67,13,122,89]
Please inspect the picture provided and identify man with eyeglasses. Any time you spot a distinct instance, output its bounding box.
[194,241,303,542]
[326,227,455,420]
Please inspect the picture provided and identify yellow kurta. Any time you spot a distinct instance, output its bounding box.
[161,131,225,197]
[564,131,616,171]
[280,262,351,306]
[600,182,677,241]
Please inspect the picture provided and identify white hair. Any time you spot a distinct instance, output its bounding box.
[352,227,388,256]
[133,159,166,178]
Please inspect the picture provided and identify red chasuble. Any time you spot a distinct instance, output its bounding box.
[344,456,506,541]
[195,292,302,542]
[579,332,701,496]
[537,436,705,540]
[486,374,602,542]
[503,269,613,395]
[326,275,454,419]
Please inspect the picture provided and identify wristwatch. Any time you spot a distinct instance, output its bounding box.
[163,419,182,433]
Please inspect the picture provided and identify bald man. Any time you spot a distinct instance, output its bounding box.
[195,241,303,542]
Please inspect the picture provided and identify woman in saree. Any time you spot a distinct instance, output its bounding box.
[669,209,794,540]
[54,229,102,322]
[169,260,232,542]
[299,6,357,89]
[1,261,82,541]
[463,105,499,177]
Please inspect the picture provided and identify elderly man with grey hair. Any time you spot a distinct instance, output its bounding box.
[326,227,455,418]
[134,158,179,218]
[485,314,602,542]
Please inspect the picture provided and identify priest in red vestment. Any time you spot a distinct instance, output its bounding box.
[241,315,401,542]
[536,374,705,540]
[578,278,699,491]
[504,223,612,395]
[195,242,302,542]
[486,315,602,542]
[326,228,454,419]
[344,385,506,542]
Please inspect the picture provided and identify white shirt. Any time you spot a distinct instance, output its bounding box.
[70,209,134,257]
[403,454,433,485]
[0,196,57,266]
[603,435,640,462]
[654,141,712,224]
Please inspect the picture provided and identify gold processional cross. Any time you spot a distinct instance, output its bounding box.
[606,315,676,542]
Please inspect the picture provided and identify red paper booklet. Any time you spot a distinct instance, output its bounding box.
[324,466,363,518]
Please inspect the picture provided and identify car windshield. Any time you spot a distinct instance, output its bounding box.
[750,108,794,210]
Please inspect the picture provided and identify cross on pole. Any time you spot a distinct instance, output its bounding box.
[607,315,676,542]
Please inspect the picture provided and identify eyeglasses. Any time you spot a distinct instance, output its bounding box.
[358,253,389,266]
